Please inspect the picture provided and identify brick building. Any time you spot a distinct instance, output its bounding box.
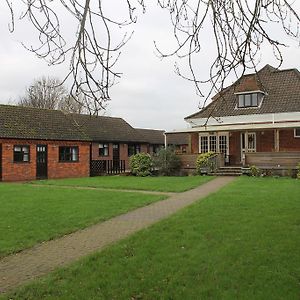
[0,105,165,181]
[166,65,300,170]
[71,114,165,174]
[0,105,90,181]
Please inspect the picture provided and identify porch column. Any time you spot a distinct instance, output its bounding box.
[274,129,280,152]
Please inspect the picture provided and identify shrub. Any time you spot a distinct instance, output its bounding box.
[297,163,300,179]
[196,152,215,174]
[249,165,261,177]
[154,147,181,176]
[130,153,153,177]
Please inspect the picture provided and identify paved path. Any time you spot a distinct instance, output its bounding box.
[0,176,235,294]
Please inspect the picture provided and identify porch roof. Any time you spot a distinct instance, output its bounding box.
[166,120,300,134]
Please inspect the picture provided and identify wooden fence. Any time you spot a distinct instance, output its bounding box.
[90,160,126,176]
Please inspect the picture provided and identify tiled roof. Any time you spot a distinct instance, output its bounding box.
[0,104,89,141]
[135,128,165,144]
[0,105,166,143]
[185,65,300,119]
[70,113,146,143]
[166,132,189,145]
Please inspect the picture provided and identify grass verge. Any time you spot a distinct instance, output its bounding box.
[32,175,214,192]
[3,177,300,299]
[0,184,166,258]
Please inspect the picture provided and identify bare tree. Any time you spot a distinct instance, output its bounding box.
[18,76,89,114]
[18,77,67,110]
[6,1,300,111]
[58,95,88,114]
[156,0,300,106]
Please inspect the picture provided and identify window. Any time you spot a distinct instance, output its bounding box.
[237,93,263,108]
[14,145,30,162]
[152,144,162,154]
[295,128,300,138]
[200,136,208,153]
[209,136,217,152]
[200,136,217,153]
[59,146,79,162]
[219,135,227,154]
[128,144,141,156]
[199,133,229,158]
[99,143,109,156]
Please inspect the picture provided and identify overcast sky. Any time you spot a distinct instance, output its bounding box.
[0,2,299,131]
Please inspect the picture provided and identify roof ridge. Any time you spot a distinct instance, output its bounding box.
[69,112,123,120]
[0,103,68,115]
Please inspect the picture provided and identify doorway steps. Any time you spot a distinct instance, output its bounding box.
[209,166,243,176]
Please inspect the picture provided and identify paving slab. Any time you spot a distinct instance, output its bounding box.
[0,176,235,294]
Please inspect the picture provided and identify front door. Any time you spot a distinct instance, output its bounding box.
[112,143,120,171]
[218,134,229,163]
[241,132,256,162]
[36,145,48,179]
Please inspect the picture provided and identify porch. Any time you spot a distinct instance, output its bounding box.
[176,128,300,174]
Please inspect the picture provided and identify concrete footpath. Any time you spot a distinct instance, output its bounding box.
[0,176,235,294]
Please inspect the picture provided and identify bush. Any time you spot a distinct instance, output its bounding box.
[196,152,215,174]
[297,163,300,179]
[130,153,153,177]
[154,147,181,176]
[249,165,261,177]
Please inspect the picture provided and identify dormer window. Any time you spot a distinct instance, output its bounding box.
[237,92,264,108]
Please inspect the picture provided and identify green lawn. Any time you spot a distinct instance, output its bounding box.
[0,184,166,258]
[33,175,213,192]
[4,177,300,299]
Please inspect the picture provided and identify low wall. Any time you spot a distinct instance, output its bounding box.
[245,152,300,168]
[178,154,198,169]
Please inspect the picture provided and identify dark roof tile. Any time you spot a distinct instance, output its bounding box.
[135,128,165,144]
[70,113,145,142]
[166,132,189,145]
[0,105,89,141]
[185,65,300,119]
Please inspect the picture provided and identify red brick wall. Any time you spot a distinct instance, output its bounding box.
[279,129,300,151]
[256,130,274,152]
[91,142,113,160]
[119,143,129,169]
[0,139,90,182]
[190,133,199,154]
[228,129,300,165]
[91,142,150,170]
[229,132,240,165]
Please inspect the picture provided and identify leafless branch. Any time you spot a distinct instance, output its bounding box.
[5,0,300,113]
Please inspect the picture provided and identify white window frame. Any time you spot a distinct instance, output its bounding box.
[235,91,265,109]
[294,128,300,138]
[240,132,256,159]
[199,132,229,158]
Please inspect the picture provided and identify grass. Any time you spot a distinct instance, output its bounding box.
[3,177,300,299]
[32,175,214,192]
[0,184,166,258]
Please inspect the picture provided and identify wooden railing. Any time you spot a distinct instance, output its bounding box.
[206,153,225,172]
[245,152,300,168]
[90,160,126,176]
